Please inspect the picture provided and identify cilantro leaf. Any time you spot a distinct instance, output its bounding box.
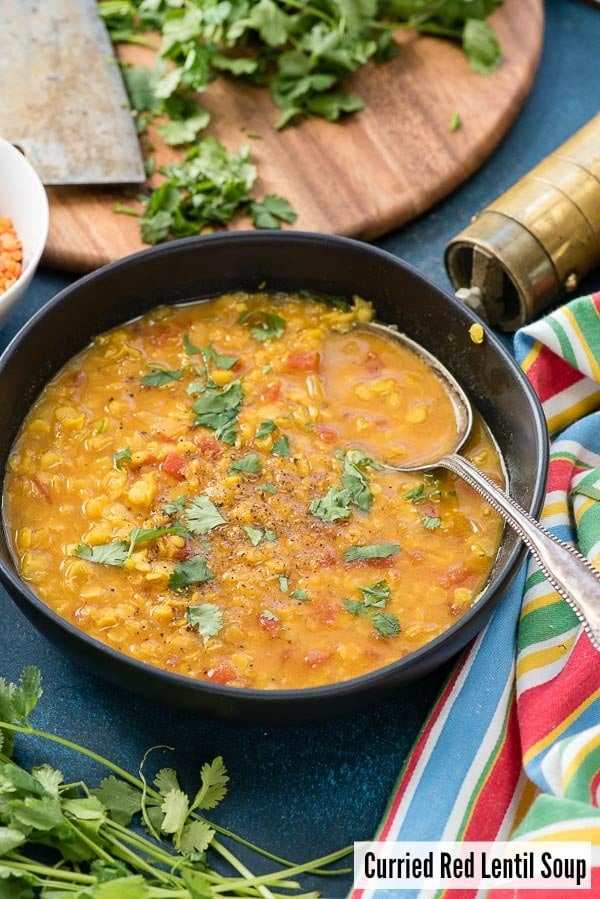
[140,365,184,387]
[343,543,400,562]
[0,667,43,756]
[243,526,277,546]
[93,777,142,827]
[127,525,189,556]
[310,450,377,521]
[9,666,43,724]
[113,447,132,470]
[372,612,401,638]
[169,556,215,590]
[163,495,188,516]
[309,485,352,522]
[192,379,244,445]
[423,516,442,530]
[342,598,367,617]
[156,110,211,146]
[186,603,224,641]
[184,336,238,370]
[271,435,290,457]
[403,483,425,502]
[342,578,399,637]
[261,609,279,622]
[299,289,350,310]
[184,496,227,534]
[449,110,461,132]
[122,65,160,114]
[404,477,442,503]
[360,579,390,607]
[255,419,277,438]
[179,818,215,855]
[306,90,365,121]
[238,310,286,342]
[160,788,189,838]
[192,756,229,811]
[463,18,502,74]
[229,453,263,475]
[256,482,278,495]
[74,541,129,567]
[250,194,298,229]
[154,768,181,797]
[0,827,26,854]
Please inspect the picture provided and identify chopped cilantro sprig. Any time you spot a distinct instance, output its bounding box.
[310,450,381,522]
[100,0,502,245]
[342,578,401,637]
[192,379,244,445]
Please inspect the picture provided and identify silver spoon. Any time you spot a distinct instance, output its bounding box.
[358,322,600,651]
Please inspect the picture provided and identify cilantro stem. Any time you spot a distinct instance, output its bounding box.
[107,818,180,867]
[213,837,278,899]
[209,843,353,890]
[101,827,181,885]
[4,857,95,884]
[367,18,461,38]
[280,0,337,27]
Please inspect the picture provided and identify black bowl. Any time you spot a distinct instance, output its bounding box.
[0,232,548,723]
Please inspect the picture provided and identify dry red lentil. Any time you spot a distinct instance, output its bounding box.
[0,216,23,294]
[4,292,505,689]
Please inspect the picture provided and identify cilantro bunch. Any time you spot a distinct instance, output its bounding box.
[99,0,502,244]
[0,667,351,898]
[101,0,503,128]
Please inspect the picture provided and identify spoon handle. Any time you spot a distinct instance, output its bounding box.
[441,453,600,651]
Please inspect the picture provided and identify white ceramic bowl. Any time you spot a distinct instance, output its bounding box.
[0,137,49,329]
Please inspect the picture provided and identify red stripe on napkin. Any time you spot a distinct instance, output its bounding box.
[525,346,585,403]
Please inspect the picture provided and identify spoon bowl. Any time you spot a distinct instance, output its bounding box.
[359,321,600,651]
[356,321,473,469]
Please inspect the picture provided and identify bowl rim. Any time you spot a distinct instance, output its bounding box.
[0,136,49,310]
[0,230,549,711]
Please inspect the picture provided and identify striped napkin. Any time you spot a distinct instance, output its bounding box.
[350,292,600,899]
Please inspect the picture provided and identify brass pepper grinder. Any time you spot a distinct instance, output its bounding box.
[445,113,600,331]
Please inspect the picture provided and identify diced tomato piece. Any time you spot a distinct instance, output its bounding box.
[261,380,281,401]
[162,451,186,480]
[285,350,320,372]
[205,661,239,685]
[314,600,337,625]
[156,431,177,443]
[304,650,332,668]
[317,549,338,568]
[193,435,223,460]
[354,556,396,569]
[439,565,471,588]
[363,350,383,373]
[65,369,87,389]
[259,612,281,635]
[171,541,196,562]
[316,425,338,444]
[30,476,52,503]
[149,323,179,346]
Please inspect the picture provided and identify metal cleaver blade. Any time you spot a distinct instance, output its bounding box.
[0,0,146,185]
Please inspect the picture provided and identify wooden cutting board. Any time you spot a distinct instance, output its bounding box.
[43,0,543,273]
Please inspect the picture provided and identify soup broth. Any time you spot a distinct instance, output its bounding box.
[3,293,504,689]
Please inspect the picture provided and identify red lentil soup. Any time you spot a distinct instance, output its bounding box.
[3,293,504,689]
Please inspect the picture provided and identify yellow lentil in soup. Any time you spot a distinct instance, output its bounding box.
[3,293,504,689]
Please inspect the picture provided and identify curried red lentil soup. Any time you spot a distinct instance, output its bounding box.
[3,292,504,689]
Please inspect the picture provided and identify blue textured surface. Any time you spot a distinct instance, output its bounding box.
[1,2,599,895]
